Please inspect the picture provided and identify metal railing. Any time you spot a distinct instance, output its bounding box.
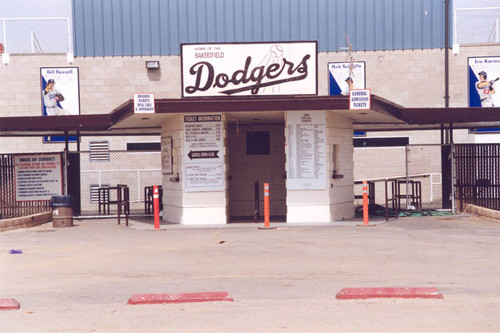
[1,17,73,63]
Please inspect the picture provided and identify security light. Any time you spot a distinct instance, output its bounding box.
[145,61,160,69]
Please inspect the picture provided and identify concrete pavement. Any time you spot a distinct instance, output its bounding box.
[1,214,499,332]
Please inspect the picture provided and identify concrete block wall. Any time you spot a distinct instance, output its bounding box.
[161,114,228,225]
[327,113,355,221]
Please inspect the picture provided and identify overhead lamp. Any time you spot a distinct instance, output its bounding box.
[145,61,160,70]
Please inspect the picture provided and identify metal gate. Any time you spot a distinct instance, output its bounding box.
[0,153,53,219]
[454,144,500,211]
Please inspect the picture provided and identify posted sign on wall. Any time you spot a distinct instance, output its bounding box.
[183,114,224,191]
[181,41,317,97]
[14,154,63,201]
[286,111,327,190]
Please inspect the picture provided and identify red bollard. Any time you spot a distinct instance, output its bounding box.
[264,183,270,228]
[153,185,160,230]
[357,180,374,227]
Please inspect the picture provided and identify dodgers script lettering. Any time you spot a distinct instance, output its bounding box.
[185,55,311,95]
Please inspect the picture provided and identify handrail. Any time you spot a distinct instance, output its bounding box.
[1,17,73,63]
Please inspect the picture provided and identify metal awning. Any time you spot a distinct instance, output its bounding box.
[1,95,499,137]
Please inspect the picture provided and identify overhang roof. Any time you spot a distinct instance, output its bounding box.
[1,95,499,137]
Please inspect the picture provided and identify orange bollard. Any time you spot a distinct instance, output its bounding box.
[362,181,369,225]
[264,183,270,228]
[153,185,160,230]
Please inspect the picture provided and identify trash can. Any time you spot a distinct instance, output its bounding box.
[50,195,75,228]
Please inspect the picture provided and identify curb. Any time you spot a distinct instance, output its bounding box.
[127,291,233,305]
[336,287,443,300]
[463,203,500,221]
[0,211,52,232]
[0,298,20,310]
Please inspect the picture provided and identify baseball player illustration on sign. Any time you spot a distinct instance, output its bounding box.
[42,79,68,115]
[342,77,354,95]
[476,71,498,107]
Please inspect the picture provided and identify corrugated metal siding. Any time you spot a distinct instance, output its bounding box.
[72,0,452,57]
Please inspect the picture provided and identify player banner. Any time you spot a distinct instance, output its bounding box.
[328,61,366,96]
[468,57,499,107]
[40,67,80,116]
[40,67,80,143]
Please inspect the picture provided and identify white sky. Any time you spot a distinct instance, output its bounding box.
[1,0,499,53]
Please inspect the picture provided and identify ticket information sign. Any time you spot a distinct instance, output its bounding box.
[183,114,224,191]
[286,111,327,190]
[14,154,63,201]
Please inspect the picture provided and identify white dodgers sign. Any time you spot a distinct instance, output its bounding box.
[182,42,317,97]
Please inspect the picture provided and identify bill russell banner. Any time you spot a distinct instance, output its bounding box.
[181,41,317,97]
[468,57,500,108]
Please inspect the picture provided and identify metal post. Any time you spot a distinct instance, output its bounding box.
[2,20,7,53]
[451,143,455,214]
[405,145,410,209]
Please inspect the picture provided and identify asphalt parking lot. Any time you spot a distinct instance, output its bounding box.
[1,214,499,332]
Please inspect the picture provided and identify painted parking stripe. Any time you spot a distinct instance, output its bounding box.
[336,287,443,300]
[0,298,20,310]
[128,291,233,305]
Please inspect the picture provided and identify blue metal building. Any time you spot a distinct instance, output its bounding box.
[72,0,452,57]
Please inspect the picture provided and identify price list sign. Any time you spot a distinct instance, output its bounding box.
[183,114,224,191]
[286,111,327,190]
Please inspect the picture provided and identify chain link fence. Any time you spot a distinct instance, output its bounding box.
[76,150,162,218]
[406,144,452,211]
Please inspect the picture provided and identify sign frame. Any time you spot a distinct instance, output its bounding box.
[328,61,366,96]
[286,111,327,190]
[183,114,225,192]
[40,67,80,143]
[134,93,155,113]
[349,89,371,110]
[14,153,64,202]
[468,56,500,108]
[181,41,318,98]
[161,136,174,175]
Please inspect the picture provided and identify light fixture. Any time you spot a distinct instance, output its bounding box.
[145,61,160,69]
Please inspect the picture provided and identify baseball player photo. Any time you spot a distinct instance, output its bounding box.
[476,71,498,107]
[468,57,500,108]
[42,79,68,115]
[342,77,354,95]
